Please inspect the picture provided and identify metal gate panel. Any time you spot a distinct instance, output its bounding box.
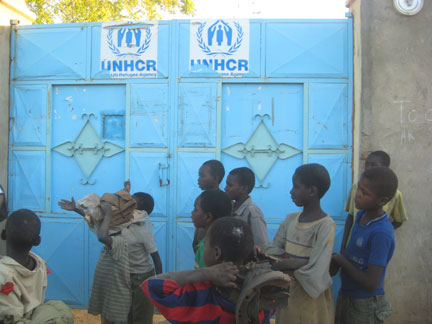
[51,85,126,213]
[129,152,169,214]
[178,82,218,147]
[129,152,169,267]
[15,27,87,79]
[221,83,304,149]
[11,85,47,146]
[265,22,348,77]
[309,83,349,148]
[87,231,102,306]
[32,219,86,307]
[9,151,46,211]
[130,83,169,147]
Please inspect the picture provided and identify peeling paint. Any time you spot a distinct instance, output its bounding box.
[72,114,77,120]
[226,106,230,111]
[65,96,73,102]
[257,102,262,111]
[258,86,262,90]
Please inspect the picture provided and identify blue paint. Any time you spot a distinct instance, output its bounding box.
[9,18,353,307]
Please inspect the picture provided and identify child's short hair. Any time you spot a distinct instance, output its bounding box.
[361,167,398,199]
[229,167,255,194]
[207,217,254,264]
[200,189,232,220]
[294,163,331,198]
[132,192,154,215]
[202,160,225,184]
[368,151,391,167]
[6,209,40,249]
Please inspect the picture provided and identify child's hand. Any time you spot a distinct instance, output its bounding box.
[58,197,76,211]
[206,262,239,288]
[124,180,131,193]
[331,253,344,264]
[329,254,341,276]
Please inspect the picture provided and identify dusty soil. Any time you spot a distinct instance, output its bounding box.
[71,309,167,324]
[71,309,275,323]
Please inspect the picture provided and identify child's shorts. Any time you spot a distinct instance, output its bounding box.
[335,293,392,324]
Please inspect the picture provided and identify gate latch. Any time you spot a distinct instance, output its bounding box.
[159,163,170,186]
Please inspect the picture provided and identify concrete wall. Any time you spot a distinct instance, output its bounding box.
[348,0,432,322]
[0,0,34,194]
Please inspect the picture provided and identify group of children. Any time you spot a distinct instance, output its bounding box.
[0,150,406,324]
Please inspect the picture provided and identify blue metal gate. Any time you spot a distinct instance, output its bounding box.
[9,17,352,307]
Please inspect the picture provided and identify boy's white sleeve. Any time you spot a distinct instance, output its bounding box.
[294,219,335,298]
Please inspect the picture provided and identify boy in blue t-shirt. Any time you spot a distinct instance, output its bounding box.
[331,166,398,324]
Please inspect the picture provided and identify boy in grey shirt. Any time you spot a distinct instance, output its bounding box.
[225,167,269,247]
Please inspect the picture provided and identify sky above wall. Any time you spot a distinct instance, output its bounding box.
[161,0,348,19]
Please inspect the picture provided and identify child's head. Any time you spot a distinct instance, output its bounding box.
[365,151,390,170]
[2,209,41,251]
[132,192,154,215]
[291,164,330,206]
[225,167,255,200]
[191,189,232,229]
[204,217,254,267]
[198,160,225,190]
[355,167,398,210]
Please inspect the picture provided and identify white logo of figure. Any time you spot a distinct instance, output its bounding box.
[197,19,243,55]
[107,27,152,57]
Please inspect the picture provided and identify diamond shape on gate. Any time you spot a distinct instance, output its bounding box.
[52,116,124,184]
[222,121,301,183]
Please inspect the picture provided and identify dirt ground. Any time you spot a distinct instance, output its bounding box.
[71,309,275,323]
[70,309,167,324]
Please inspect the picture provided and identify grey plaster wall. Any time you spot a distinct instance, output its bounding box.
[350,0,432,322]
[0,26,10,192]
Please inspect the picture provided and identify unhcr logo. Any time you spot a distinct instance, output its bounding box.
[190,19,250,76]
[197,20,243,56]
[107,27,152,57]
[100,22,158,78]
